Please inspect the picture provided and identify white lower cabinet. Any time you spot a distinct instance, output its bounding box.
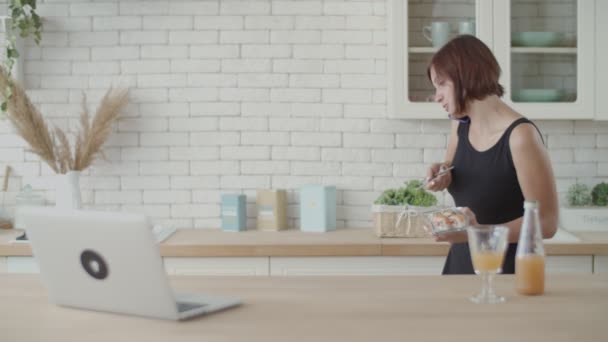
[7,257,39,273]
[546,256,593,274]
[270,256,445,276]
[594,256,608,274]
[163,257,270,276]
[0,255,600,275]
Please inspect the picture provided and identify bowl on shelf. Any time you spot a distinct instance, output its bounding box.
[512,89,566,102]
[511,32,564,47]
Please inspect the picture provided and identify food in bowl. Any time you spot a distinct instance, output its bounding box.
[426,208,468,235]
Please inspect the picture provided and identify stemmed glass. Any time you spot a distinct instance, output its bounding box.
[467,226,509,304]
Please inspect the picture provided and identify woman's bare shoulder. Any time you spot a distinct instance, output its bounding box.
[509,120,543,150]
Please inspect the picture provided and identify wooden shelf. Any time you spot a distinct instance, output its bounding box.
[511,47,577,54]
[410,47,577,55]
[408,47,438,54]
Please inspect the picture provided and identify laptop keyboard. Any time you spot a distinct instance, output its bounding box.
[177,301,206,313]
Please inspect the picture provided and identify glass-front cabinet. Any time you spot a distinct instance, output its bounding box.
[597,1,608,120]
[389,0,598,120]
[493,0,594,119]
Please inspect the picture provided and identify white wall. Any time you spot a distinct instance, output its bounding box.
[0,0,606,229]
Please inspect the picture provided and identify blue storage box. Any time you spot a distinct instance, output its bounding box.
[299,185,336,232]
[221,194,247,232]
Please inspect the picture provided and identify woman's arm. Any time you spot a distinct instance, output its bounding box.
[445,120,459,165]
[426,121,459,191]
[508,123,559,241]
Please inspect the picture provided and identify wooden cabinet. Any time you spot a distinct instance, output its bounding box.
[389,0,601,120]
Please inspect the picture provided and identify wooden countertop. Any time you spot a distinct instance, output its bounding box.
[1,228,608,257]
[1,274,607,342]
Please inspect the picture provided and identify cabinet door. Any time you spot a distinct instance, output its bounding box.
[0,257,6,273]
[596,0,608,120]
[389,0,493,118]
[7,256,39,273]
[270,256,445,276]
[493,0,595,119]
[546,255,592,274]
[594,256,608,274]
[163,257,269,276]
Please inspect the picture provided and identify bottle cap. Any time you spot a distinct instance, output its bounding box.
[523,200,538,209]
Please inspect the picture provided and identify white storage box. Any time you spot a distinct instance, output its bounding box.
[559,207,608,232]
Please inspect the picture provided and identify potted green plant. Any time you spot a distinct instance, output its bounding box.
[372,180,438,238]
[560,182,608,232]
[2,0,43,111]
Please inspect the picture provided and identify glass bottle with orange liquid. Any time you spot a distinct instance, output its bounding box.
[515,200,545,295]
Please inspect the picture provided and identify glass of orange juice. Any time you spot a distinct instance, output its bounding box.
[466,225,509,304]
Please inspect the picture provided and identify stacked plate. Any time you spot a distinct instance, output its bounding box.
[512,89,565,102]
[512,31,564,47]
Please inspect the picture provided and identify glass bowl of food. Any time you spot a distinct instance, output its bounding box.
[425,207,469,236]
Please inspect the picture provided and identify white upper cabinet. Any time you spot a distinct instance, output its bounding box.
[596,0,608,120]
[493,0,594,119]
[389,0,492,119]
[389,0,601,120]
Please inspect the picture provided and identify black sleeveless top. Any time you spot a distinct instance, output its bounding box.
[442,117,542,275]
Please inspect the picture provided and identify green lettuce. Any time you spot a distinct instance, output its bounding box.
[374,180,437,207]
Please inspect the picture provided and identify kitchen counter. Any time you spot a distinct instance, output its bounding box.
[1,273,606,342]
[1,228,608,257]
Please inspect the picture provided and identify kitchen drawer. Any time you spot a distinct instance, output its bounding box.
[163,257,269,276]
[7,256,39,274]
[270,256,445,276]
[546,256,593,275]
[594,256,608,274]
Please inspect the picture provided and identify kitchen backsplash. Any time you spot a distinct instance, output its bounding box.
[0,0,606,229]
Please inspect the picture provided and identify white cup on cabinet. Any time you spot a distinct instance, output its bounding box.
[423,21,450,48]
[458,21,475,36]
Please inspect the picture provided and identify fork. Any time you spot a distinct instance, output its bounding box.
[418,165,454,189]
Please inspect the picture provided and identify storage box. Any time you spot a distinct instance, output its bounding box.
[371,205,434,238]
[221,194,247,232]
[256,189,288,231]
[559,207,608,232]
[299,185,336,232]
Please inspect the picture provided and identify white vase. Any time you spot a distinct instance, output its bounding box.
[56,171,82,209]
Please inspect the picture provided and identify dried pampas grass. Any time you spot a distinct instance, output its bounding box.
[0,66,128,173]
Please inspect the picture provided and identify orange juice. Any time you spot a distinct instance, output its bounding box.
[516,255,545,295]
[471,252,504,272]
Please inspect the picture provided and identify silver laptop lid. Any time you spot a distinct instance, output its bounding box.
[22,207,180,320]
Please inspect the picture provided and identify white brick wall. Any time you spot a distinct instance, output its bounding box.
[1,0,606,229]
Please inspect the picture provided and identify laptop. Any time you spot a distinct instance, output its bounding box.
[22,207,242,321]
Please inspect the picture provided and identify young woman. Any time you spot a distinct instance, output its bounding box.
[424,35,558,275]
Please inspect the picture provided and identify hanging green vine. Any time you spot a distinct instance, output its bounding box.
[2,0,42,112]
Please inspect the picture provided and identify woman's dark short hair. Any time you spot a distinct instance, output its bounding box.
[427,35,504,115]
